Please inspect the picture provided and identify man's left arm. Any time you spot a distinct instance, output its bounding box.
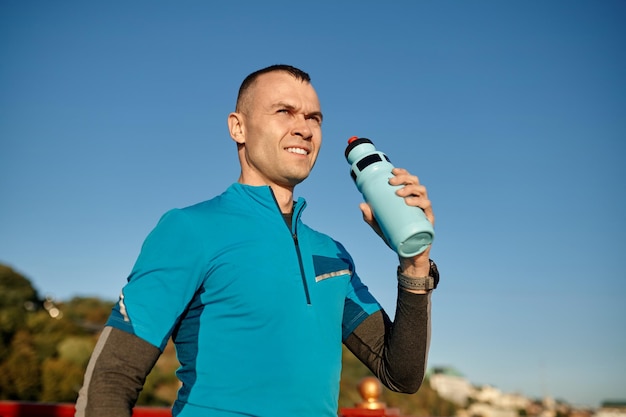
[343,261,438,393]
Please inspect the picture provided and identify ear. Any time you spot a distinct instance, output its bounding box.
[228,112,246,144]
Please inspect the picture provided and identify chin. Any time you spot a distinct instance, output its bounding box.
[285,174,310,186]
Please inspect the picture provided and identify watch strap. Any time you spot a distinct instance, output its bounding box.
[397,259,439,291]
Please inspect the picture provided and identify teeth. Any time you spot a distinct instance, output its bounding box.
[286,147,308,155]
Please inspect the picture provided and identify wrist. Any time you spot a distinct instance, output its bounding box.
[397,259,439,292]
[399,251,431,277]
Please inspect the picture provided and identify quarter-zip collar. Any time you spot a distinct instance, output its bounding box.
[230,183,307,228]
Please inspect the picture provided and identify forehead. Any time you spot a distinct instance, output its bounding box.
[248,71,320,110]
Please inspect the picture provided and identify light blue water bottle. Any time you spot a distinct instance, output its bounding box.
[345,137,434,257]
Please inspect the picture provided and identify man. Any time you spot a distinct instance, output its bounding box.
[75,65,439,417]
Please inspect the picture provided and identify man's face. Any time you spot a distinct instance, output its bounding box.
[233,71,323,189]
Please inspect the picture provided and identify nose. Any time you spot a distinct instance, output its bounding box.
[291,115,313,140]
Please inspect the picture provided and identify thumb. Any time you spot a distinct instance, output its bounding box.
[359,202,374,225]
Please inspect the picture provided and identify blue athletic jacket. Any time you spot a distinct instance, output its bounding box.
[106,183,382,416]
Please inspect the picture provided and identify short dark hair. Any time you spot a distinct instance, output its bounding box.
[236,64,311,112]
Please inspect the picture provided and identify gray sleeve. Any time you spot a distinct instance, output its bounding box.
[343,290,432,393]
[75,326,162,417]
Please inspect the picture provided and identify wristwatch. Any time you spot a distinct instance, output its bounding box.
[397,259,439,291]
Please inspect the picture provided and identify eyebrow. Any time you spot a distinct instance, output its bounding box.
[272,101,324,122]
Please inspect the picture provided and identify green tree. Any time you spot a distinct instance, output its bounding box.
[0,265,40,360]
[40,356,85,402]
[0,263,117,402]
[57,336,95,368]
[37,336,98,402]
[0,330,41,400]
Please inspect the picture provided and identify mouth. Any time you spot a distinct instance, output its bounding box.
[285,147,310,156]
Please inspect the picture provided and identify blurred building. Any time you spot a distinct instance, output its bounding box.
[428,366,474,406]
[594,402,626,417]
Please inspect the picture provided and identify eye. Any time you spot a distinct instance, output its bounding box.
[308,115,323,125]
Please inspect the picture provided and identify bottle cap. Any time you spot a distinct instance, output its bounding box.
[345,137,373,159]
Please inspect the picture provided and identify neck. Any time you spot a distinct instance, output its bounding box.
[269,184,295,213]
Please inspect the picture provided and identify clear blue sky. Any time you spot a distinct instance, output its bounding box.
[1,0,624,408]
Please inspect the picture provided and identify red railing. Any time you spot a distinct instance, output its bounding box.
[0,402,171,417]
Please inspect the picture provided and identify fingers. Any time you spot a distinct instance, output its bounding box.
[389,168,421,191]
[390,168,435,225]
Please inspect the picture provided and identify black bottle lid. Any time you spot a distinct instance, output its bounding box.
[344,137,373,159]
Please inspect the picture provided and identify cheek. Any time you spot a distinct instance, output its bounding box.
[310,144,322,164]
[244,138,270,165]
[248,142,274,163]
[314,132,322,152]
